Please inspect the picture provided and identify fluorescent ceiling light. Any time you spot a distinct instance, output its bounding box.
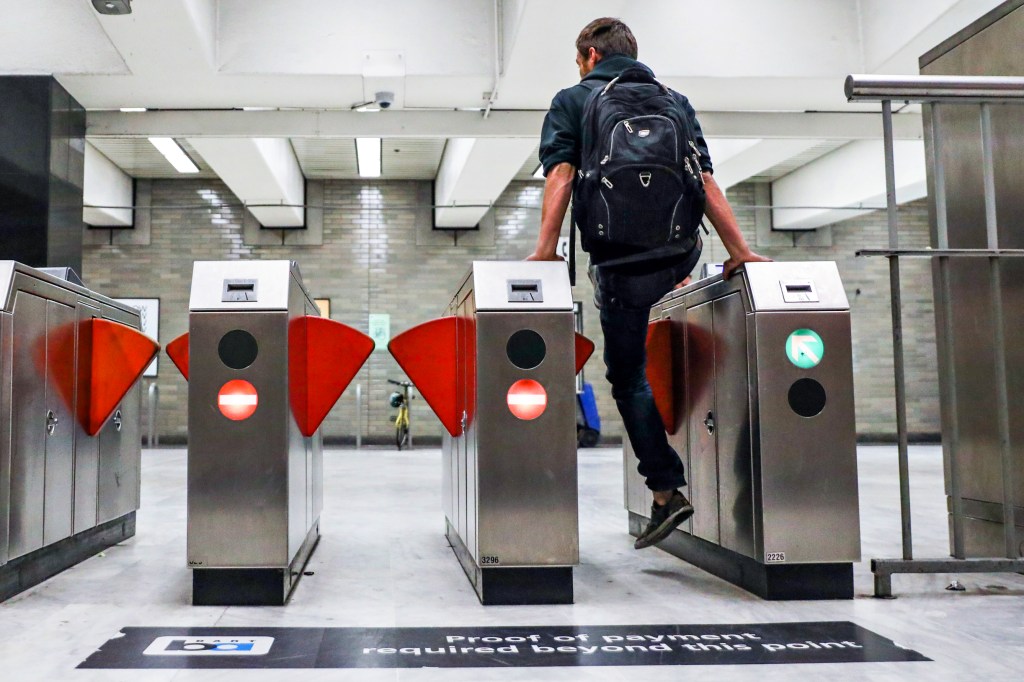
[148,137,199,174]
[356,138,382,178]
[119,107,146,112]
[533,164,545,180]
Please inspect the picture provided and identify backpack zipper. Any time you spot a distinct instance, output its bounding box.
[607,115,679,164]
[687,141,706,185]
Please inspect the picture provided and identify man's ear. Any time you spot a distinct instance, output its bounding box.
[588,46,602,63]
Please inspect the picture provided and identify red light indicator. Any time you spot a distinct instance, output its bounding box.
[506,379,547,420]
[218,379,258,421]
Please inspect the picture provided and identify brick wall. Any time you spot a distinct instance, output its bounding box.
[82,178,938,443]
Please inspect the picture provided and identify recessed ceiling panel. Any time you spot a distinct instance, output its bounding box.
[293,138,444,179]
[86,138,216,178]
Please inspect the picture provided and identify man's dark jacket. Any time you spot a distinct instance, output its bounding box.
[539,54,713,265]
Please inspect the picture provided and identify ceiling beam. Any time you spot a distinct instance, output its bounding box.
[434,137,538,227]
[711,138,827,190]
[83,142,133,227]
[772,139,927,230]
[87,109,923,140]
[187,138,305,227]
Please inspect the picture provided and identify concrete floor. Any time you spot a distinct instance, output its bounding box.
[1,444,1022,681]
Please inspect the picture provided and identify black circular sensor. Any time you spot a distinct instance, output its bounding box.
[218,329,259,370]
[506,329,546,370]
[788,378,827,418]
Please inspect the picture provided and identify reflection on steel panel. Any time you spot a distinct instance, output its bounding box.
[475,311,578,567]
[97,383,141,525]
[686,302,718,544]
[43,299,75,546]
[755,311,859,564]
[74,303,101,535]
[9,292,48,559]
[714,293,754,558]
[188,311,292,568]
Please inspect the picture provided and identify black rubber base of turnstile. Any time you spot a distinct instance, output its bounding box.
[192,569,290,606]
[192,524,320,606]
[1,512,136,603]
[628,512,853,600]
[446,520,574,605]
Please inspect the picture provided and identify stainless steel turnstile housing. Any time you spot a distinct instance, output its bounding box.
[444,261,578,604]
[624,261,861,599]
[186,260,322,606]
[1,262,143,601]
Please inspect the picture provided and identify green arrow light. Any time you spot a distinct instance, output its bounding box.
[786,329,824,369]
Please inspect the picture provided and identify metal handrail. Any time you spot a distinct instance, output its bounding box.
[845,74,1024,102]
[147,383,159,448]
[847,72,1024,596]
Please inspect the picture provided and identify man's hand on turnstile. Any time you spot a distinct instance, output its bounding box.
[525,251,565,262]
[723,250,772,279]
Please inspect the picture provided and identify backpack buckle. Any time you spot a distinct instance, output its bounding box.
[639,172,652,188]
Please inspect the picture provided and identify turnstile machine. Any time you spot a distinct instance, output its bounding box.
[389,261,593,605]
[166,260,373,605]
[625,261,861,599]
[1,262,159,601]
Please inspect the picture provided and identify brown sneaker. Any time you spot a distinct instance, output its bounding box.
[634,490,694,549]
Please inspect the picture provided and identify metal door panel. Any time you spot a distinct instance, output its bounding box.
[991,105,1024,510]
[187,312,290,568]
[9,292,48,558]
[937,105,988,249]
[755,312,860,563]
[455,300,467,541]
[713,293,755,558]
[73,303,100,533]
[43,299,76,545]
[462,296,479,559]
[475,311,578,566]
[686,302,718,543]
[287,420,306,559]
[96,384,141,524]
[287,284,314,559]
[0,313,13,563]
[664,307,687,532]
[933,105,1005,506]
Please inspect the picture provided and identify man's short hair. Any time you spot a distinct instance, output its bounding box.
[576,17,638,60]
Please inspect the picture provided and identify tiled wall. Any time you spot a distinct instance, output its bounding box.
[82,178,939,443]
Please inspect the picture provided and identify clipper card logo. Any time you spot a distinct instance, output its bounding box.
[144,636,274,656]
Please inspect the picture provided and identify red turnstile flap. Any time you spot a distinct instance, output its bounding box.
[166,332,190,380]
[645,319,676,435]
[84,319,161,436]
[289,315,375,437]
[387,317,461,437]
[574,333,595,375]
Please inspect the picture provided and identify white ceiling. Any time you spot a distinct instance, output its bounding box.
[1,0,1008,221]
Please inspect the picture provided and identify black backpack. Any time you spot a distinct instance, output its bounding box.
[572,67,706,265]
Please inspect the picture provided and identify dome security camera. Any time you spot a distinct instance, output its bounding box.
[92,0,132,15]
[375,91,395,109]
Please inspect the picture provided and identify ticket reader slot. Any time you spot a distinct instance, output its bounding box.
[507,280,543,303]
[780,279,819,303]
[222,279,258,302]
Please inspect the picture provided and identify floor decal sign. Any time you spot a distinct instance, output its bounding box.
[80,622,929,669]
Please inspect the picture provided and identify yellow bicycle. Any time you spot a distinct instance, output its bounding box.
[388,378,414,450]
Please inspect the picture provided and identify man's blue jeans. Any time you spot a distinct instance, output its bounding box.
[590,256,697,493]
